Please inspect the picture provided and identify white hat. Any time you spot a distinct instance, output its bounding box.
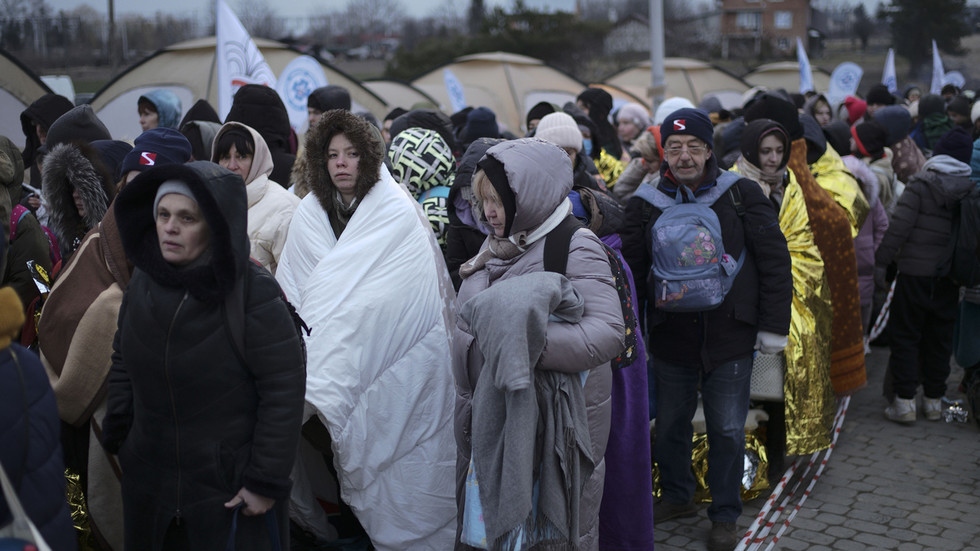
[535,112,583,153]
[971,101,980,125]
[617,102,651,127]
[653,97,696,125]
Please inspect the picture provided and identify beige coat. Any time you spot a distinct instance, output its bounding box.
[213,122,299,274]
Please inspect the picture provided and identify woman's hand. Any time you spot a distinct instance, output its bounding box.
[224,487,275,516]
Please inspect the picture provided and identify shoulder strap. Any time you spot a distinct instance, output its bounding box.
[9,204,30,242]
[543,215,585,275]
[728,182,745,218]
[224,272,248,366]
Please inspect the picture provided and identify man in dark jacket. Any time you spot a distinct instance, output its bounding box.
[621,107,792,551]
[876,127,976,424]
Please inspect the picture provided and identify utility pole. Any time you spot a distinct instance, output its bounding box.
[648,0,665,112]
[108,0,117,71]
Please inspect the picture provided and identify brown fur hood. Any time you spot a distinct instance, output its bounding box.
[42,142,116,256]
[303,110,384,216]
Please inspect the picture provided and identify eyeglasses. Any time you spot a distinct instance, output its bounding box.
[665,144,707,156]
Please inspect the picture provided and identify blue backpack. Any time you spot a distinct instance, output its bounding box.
[634,171,745,312]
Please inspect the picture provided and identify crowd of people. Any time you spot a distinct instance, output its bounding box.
[1,77,978,551]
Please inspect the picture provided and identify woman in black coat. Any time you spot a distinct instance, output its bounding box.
[101,161,306,550]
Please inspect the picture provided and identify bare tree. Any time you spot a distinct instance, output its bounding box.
[236,0,287,40]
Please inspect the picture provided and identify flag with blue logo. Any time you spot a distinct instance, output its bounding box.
[882,48,897,94]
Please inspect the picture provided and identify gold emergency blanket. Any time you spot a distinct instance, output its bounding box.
[67,468,98,551]
[652,432,770,503]
[778,175,836,455]
[789,141,867,395]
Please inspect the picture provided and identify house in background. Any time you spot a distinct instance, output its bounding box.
[719,0,819,59]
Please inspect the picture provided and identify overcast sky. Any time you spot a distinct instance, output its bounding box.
[43,0,579,19]
[44,0,894,20]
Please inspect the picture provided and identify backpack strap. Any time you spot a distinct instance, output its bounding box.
[9,204,31,242]
[224,271,248,366]
[543,215,585,275]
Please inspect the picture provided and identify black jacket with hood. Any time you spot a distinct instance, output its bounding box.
[225,84,296,188]
[101,161,306,550]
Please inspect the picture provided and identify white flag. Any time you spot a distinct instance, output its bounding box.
[796,38,814,94]
[827,62,863,107]
[276,55,329,132]
[443,69,467,114]
[930,40,944,95]
[882,48,897,94]
[216,0,277,121]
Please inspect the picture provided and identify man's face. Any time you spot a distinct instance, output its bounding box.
[664,135,711,189]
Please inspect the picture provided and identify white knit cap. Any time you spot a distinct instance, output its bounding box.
[653,97,696,125]
[535,112,583,153]
[617,102,651,127]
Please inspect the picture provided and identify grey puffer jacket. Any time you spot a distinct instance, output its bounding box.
[876,155,975,277]
[452,139,625,550]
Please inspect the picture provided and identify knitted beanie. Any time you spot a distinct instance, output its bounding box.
[842,96,867,125]
[866,84,895,106]
[660,108,714,149]
[851,120,888,158]
[534,112,583,153]
[743,93,804,141]
[932,127,973,164]
[617,103,650,127]
[307,85,351,112]
[947,95,971,118]
[153,179,196,216]
[653,97,695,125]
[121,127,192,177]
[526,101,556,129]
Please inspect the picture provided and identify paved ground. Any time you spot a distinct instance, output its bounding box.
[654,345,980,551]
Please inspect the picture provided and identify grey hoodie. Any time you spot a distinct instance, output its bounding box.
[876,155,975,276]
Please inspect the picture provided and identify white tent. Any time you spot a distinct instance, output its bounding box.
[411,52,587,135]
[89,37,388,142]
[743,62,832,95]
[0,49,60,147]
[604,58,750,110]
[363,79,438,112]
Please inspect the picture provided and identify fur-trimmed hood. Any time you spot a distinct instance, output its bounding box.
[41,142,116,256]
[114,161,248,304]
[211,122,274,185]
[304,109,384,216]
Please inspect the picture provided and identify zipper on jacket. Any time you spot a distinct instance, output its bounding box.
[165,291,189,524]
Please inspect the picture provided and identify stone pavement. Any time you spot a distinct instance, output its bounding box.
[654,346,980,551]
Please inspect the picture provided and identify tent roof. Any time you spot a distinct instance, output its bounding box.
[89,37,387,141]
[363,79,438,112]
[603,58,749,110]
[411,51,586,135]
[742,62,832,94]
[0,48,56,147]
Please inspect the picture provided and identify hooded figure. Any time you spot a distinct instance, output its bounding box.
[307,85,351,113]
[577,87,623,160]
[874,104,925,185]
[178,99,223,161]
[454,138,624,550]
[733,117,836,458]
[876,130,976,424]
[41,141,116,259]
[388,127,456,251]
[137,89,183,130]
[1,136,51,312]
[276,109,457,550]
[564,102,623,187]
[101,161,305,550]
[20,93,74,184]
[911,94,953,153]
[225,84,296,188]
[388,108,457,155]
[211,122,300,274]
[445,138,505,290]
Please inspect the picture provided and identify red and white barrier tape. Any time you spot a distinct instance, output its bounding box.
[736,396,851,550]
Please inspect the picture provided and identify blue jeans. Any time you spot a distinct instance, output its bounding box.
[654,355,752,523]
